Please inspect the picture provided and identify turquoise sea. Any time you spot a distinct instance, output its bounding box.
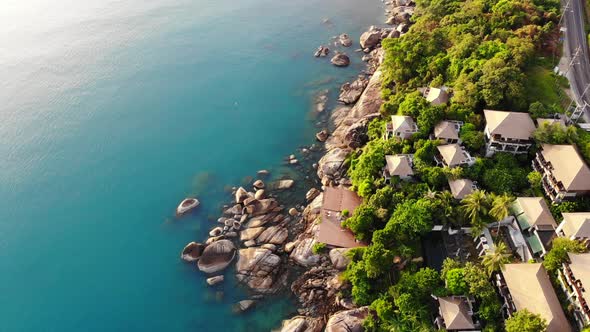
[0,1,384,330]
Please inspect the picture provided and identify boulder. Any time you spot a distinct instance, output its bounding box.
[244,240,257,247]
[261,243,277,252]
[180,242,205,262]
[235,187,249,204]
[257,226,289,245]
[306,188,321,202]
[249,198,279,216]
[317,148,350,184]
[359,29,382,49]
[276,316,324,332]
[240,227,265,241]
[209,227,223,237]
[253,179,265,189]
[339,33,352,47]
[236,248,283,293]
[325,307,369,332]
[257,169,270,176]
[331,53,350,67]
[315,90,328,113]
[288,208,299,216]
[198,240,237,274]
[338,76,369,105]
[290,238,320,267]
[255,189,265,200]
[315,129,329,142]
[329,248,352,270]
[244,214,272,228]
[224,204,242,216]
[206,275,224,286]
[285,241,299,253]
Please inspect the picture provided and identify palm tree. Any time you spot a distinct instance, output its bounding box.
[460,190,490,233]
[489,193,514,221]
[482,241,512,276]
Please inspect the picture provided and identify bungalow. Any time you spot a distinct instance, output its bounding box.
[556,212,590,243]
[532,144,590,202]
[317,187,366,248]
[484,110,535,157]
[557,252,590,329]
[433,120,463,144]
[448,179,477,200]
[435,144,475,168]
[383,154,414,182]
[424,87,450,106]
[433,296,481,331]
[385,115,418,140]
[510,197,557,257]
[495,263,572,332]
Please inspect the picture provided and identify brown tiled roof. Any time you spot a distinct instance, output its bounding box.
[437,144,470,167]
[438,297,475,330]
[515,197,557,229]
[391,115,417,133]
[484,110,535,140]
[540,144,590,191]
[426,87,449,105]
[318,187,365,248]
[434,121,459,140]
[385,155,413,177]
[502,263,572,332]
[567,253,590,294]
[560,213,590,238]
[448,179,475,199]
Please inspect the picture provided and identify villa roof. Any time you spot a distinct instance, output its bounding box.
[448,179,475,199]
[560,212,590,239]
[514,197,557,230]
[318,187,365,248]
[426,87,449,105]
[385,155,413,177]
[502,263,572,332]
[437,144,469,167]
[567,253,590,292]
[391,115,417,133]
[438,297,476,330]
[434,121,459,140]
[484,110,535,140]
[540,144,590,191]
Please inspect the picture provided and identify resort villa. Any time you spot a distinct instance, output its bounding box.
[423,87,450,106]
[316,187,365,248]
[433,296,480,331]
[385,115,419,140]
[448,179,477,200]
[483,110,535,157]
[433,120,463,144]
[556,212,590,244]
[557,252,590,329]
[510,197,557,257]
[532,144,590,202]
[383,154,414,182]
[495,263,572,332]
[435,144,475,168]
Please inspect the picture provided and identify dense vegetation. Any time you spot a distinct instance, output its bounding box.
[336,0,590,331]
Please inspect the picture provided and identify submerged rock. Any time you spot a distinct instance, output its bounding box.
[233,300,256,313]
[269,179,295,190]
[314,45,330,57]
[197,239,237,274]
[206,275,224,286]
[180,242,205,262]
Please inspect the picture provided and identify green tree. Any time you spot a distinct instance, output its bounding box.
[481,241,512,276]
[505,309,548,332]
[460,123,486,151]
[489,193,514,221]
[343,204,378,242]
[528,101,548,119]
[543,237,587,272]
[460,190,491,233]
[446,268,468,294]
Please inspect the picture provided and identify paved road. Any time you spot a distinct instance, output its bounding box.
[562,0,590,115]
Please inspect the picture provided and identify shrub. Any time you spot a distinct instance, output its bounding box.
[312,242,327,254]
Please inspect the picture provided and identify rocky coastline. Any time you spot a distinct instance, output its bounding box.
[180,1,416,330]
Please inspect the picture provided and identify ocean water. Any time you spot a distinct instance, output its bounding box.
[0,1,384,331]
